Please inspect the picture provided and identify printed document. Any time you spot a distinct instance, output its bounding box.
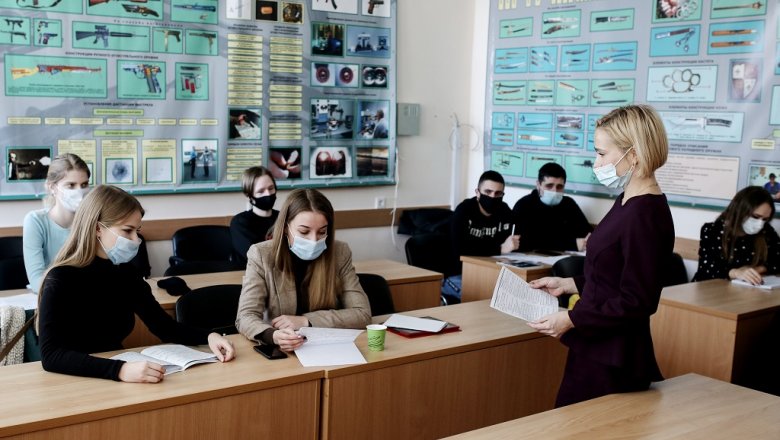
[490,267,559,321]
[294,327,366,367]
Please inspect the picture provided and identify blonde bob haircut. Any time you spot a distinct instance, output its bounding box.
[596,104,668,177]
[241,166,276,198]
[37,185,144,324]
[44,153,91,207]
[268,188,338,311]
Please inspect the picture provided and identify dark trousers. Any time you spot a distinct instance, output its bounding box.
[555,350,652,408]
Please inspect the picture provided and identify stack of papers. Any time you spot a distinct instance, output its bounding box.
[294,327,366,367]
[732,275,780,290]
[490,267,559,322]
[383,314,447,332]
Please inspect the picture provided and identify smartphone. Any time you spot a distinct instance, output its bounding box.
[253,344,288,360]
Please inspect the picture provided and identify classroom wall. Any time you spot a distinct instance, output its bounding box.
[0,0,476,276]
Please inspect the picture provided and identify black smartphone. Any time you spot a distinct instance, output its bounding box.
[253,344,288,360]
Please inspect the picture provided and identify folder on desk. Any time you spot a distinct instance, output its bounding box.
[386,316,460,338]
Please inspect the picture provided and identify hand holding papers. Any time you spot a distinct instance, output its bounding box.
[294,327,367,367]
[490,267,559,322]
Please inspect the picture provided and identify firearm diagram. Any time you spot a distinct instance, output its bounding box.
[35,20,59,46]
[179,65,202,93]
[188,31,216,54]
[2,18,26,43]
[155,29,181,52]
[121,63,163,94]
[75,24,147,48]
[11,64,102,80]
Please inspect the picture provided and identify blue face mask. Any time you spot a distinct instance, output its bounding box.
[98,223,141,265]
[539,190,563,206]
[289,230,327,261]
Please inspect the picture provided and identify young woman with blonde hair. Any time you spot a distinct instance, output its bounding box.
[38,185,234,382]
[236,188,371,352]
[528,105,675,406]
[23,153,90,292]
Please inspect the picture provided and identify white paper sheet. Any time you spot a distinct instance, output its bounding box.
[490,267,559,322]
[0,293,37,310]
[294,327,367,367]
[383,314,447,332]
[492,252,570,265]
[732,275,780,290]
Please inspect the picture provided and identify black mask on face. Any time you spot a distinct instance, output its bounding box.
[478,194,502,214]
[250,193,276,211]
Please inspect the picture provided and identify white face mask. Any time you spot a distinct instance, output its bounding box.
[593,148,634,189]
[742,217,765,235]
[539,190,563,206]
[288,230,328,261]
[98,223,141,265]
[57,187,88,212]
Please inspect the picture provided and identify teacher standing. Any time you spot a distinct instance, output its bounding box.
[527,104,675,407]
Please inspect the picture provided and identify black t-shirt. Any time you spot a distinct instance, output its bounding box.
[230,209,279,266]
[512,189,593,252]
[450,197,515,273]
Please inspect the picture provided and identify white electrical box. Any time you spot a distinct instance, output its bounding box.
[396,103,420,136]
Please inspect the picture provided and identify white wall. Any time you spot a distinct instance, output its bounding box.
[2,0,476,276]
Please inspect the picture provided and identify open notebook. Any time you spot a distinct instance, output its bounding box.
[110,344,217,375]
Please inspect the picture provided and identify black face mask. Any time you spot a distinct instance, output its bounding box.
[478,194,502,214]
[250,193,276,211]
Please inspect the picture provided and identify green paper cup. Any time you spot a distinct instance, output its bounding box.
[366,324,387,352]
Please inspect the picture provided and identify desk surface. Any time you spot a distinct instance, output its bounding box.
[460,255,551,278]
[661,279,780,320]
[447,374,780,439]
[325,300,549,379]
[0,335,322,438]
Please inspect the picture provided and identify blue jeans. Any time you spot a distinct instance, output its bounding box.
[442,275,462,301]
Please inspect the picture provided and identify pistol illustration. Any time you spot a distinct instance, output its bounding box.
[155,29,181,51]
[122,63,162,93]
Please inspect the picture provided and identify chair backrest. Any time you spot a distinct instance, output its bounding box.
[171,225,234,264]
[663,252,689,287]
[0,237,29,290]
[404,233,458,277]
[164,260,241,276]
[23,309,40,363]
[175,284,242,335]
[551,256,586,278]
[357,273,395,316]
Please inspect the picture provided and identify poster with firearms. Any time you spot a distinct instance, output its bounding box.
[0,0,396,199]
[485,0,780,210]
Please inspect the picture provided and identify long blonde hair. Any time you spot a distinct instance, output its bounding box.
[44,153,91,207]
[269,188,338,311]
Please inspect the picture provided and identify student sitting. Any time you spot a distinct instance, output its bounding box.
[38,185,234,382]
[512,162,593,252]
[23,153,90,292]
[230,166,279,266]
[236,188,371,352]
[693,186,780,284]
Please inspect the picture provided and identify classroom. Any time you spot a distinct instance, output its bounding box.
[1,0,780,438]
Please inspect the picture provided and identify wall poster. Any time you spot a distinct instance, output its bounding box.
[0,0,396,200]
[486,0,780,209]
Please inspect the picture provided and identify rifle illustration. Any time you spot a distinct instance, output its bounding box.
[16,0,64,8]
[121,63,162,93]
[190,31,216,52]
[367,0,383,14]
[11,64,102,80]
[75,25,146,48]
[38,32,57,44]
[122,4,159,16]
[174,3,216,12]
[4,18,25,43]
[155,29,181,51]
[89,0,159,5]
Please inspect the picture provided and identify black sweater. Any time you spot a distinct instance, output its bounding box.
[230,209,279,266]
[512,189,592,252]
[39,258,210,380]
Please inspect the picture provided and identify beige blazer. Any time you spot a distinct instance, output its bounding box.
[236,239,371,340]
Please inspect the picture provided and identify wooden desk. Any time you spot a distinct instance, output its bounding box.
[353,259,442,311]
[320,300,567,440]
[651,279,780,383]
[460,256,551,302]
[446,374,780,439]
[0,336,322,440]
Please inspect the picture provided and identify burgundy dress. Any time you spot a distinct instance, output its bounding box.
[556,193,675,407]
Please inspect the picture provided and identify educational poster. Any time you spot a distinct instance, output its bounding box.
[0,1,396,200]
[485,0,780,210]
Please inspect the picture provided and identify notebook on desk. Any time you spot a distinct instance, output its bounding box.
[731,275,780,290]
[386,316,461,338]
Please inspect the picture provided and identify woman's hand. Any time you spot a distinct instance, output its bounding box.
[528,276,578,297]
[527,311,574,339]
[118,361,165,383]
[207,333,236,362]
[272,315,309,331]
[729,266,764,285]
[272,328,306,352]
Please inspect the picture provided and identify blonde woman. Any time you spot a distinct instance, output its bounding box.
[38,185,234,382]
[23,153,90,292]
[236,188,371,352]
[528,105,675,406]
